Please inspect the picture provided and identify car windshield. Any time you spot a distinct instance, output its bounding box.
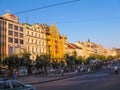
[0,81,11,89]
[11,80,25,88]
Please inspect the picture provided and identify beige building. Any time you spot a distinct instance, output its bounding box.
[0,16,6,61]
[0,13,24,61]
[66,43,83,56]
[66,40,113,58]
[23,23,47,60]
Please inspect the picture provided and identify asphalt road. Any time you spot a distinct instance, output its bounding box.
[34,71,120,90]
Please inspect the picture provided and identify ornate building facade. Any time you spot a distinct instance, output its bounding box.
[23,23,47,60]
[47,24,67,62]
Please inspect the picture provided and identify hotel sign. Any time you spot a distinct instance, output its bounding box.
[10,14,17,19]
[3,13,18,22]
[10,14,18,21]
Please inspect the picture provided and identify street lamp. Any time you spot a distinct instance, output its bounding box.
[15,44,21,72]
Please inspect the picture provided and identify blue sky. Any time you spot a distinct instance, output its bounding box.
[0,0,120,49]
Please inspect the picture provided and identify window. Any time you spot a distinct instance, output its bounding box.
[32,47,34,53]
[20,39,24,44]
[35,33,37,37]
[11,81,24,88]
[8,37,13,43]
[31,32,33,36]
[20,33,23,38]
[20,27,23,32]
[42,35,44,38]
[14,25,18,30]
[8,30,13,35]
[8,23,13,29]
[0,81,11,89]
[35,40,37,44]
[27,31,29,35]
[32,39,33,44]
[27,46,30,51]
[27,38,29,43]
[14,32,18,37]
[39,41,41,45]
[0,82,4,89]
[14,38,18,43]
[42,41,44,45]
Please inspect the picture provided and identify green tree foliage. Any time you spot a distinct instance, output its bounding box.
[86,54,106,64]
[72,51,77,57]
[21,52,32,67]
[75,56,83,65]
[113,55,120,60]
[64,54,76,70]
[50,60,59,69]
[2,55,20,70]
[35,54,50,70]
[60,60,65,68]
[107,55,114,60]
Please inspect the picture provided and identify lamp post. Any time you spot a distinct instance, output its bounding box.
[16,44,21,71]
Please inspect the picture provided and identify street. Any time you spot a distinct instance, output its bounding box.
[34,71,120,90]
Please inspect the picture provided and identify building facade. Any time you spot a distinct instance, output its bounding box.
[0,16,6,61]
[0,13,24,61]
[47,24,67,62]
[66,40,114,59]
[24,23,47,60]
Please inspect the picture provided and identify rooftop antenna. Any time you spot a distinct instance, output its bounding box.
[6,9,10,13]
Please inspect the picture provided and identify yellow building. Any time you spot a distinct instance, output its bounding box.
[24,23,47,60]
[47,24,67,62]
[0,13,24,61]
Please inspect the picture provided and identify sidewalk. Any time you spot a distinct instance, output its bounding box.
[17,72,75,84]
[16,69,107,85]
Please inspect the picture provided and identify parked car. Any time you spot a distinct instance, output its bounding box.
[0,78,36,90]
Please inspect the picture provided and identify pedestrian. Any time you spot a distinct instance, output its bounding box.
[13,71,17,79]
[61,69,64,76]
[113,65,118,74]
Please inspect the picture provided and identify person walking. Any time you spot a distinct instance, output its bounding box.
[13,71,17,79]
[60,68,64,76]
[113,65,118,74]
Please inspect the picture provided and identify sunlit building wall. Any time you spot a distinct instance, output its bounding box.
[0,13,25,61]
[0,16,7,61]
[24,23,47,60]
[48,24,66,62]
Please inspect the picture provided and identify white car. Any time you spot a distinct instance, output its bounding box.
[0,78,36,90]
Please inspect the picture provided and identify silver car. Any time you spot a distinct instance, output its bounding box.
[0,78,36,90]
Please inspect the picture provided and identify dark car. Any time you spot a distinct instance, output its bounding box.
[0,78,36,90]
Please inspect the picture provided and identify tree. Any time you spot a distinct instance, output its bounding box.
[2,55,21,75]
[35,54,50,74]
[75,56,83,65]
[86,55,95,64]
[107,55,114,61]
[2,55,20,69]
[60,61,65,68]
[21,52,32,74]
[72,51,77,58]
[64,54,76,71]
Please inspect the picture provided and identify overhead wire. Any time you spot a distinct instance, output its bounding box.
[14,0,80,15]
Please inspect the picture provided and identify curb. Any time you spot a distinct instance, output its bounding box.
[26,71,100,85]
[23,69,105,85]
[27,75,73,85]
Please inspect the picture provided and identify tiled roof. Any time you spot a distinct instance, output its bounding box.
[67,43,82,49]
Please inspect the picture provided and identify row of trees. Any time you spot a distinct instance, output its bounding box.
[1,51,120,75]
